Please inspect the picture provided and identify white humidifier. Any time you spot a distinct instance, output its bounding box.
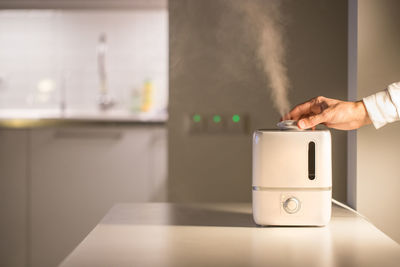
[252,121,332,226]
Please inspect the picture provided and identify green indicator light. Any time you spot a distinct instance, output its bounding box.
[232,114,240,123]
[213,115,221,123]
[193,114,201,122]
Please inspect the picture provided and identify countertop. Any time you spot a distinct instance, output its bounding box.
[0,109,167,128]
[60,202,400,267]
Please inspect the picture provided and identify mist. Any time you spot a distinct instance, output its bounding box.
[235,0,291,117]
[169,0,291,117]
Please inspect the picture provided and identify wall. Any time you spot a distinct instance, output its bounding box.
[356,0,400,243]
[168,0,348,202]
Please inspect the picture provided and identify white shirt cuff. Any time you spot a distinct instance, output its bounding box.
[362,82,400,129]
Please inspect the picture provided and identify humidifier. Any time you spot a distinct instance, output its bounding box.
[252,121,332,226]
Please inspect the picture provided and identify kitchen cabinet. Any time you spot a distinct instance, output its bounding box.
[0,129,28,267]
[0,125,167,267]
[29,125,167,267]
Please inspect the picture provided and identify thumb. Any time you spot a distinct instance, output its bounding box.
[298,113,326,129]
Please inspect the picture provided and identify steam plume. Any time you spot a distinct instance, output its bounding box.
[238,0,291,117]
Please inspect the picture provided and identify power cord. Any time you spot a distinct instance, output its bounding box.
[332,198,368,220]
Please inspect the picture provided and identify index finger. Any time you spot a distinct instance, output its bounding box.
[285,99,315,121]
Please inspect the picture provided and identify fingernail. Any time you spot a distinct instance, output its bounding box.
[298,120,306,129]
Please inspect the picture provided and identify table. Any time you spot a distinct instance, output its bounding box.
[60,203,400,267]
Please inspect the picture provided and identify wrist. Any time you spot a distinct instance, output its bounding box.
[356,100,372,126]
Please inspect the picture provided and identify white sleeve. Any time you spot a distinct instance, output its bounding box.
[362,82,400,129]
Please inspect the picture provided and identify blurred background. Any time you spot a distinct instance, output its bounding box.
[0,0,399,266]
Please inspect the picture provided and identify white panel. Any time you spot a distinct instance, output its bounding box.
[0,9,168,112]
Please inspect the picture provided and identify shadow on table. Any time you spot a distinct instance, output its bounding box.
[167,205,255,227]
[102,204,256,228]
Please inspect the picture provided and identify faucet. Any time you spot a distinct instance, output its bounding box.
[97,32,115,110]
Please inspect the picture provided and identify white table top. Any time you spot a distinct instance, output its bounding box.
[60,203,400,267]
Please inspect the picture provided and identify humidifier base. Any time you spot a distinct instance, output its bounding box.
[252,188,332,226]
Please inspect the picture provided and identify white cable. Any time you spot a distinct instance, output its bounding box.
[332,198,368,220]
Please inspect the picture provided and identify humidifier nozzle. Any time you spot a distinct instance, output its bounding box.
[276,120,301,130]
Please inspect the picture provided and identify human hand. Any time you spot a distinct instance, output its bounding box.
[282,96,372,130]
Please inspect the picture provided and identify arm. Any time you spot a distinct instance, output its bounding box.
[283,82,400,130]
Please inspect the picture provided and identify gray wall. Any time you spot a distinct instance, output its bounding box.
[168,0,348,202]
[356,0,400,243]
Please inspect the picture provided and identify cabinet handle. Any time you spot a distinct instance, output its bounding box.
[53,131,122,140]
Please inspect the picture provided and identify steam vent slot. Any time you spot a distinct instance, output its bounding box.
[308,141,316,180]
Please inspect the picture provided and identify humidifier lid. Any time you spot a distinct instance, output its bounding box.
[276,120,301,130]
